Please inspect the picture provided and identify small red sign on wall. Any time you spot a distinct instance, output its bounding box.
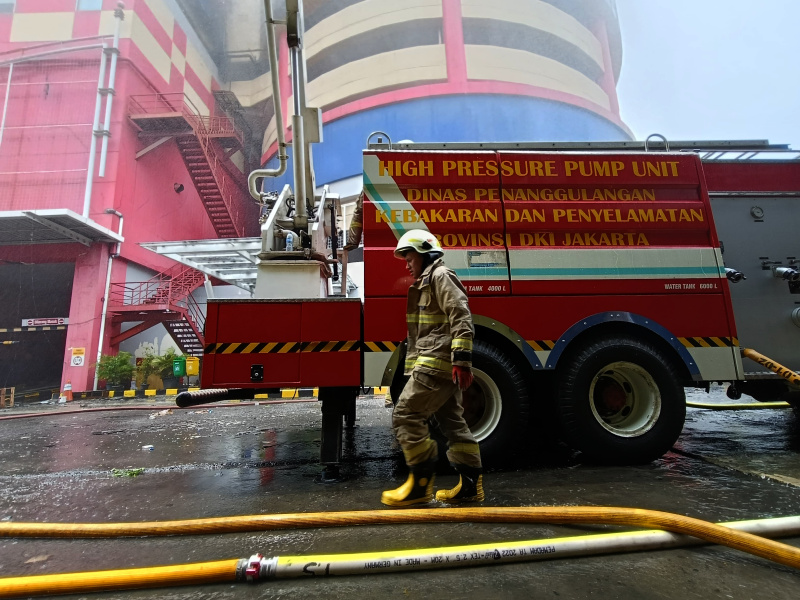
[22,318,69,326]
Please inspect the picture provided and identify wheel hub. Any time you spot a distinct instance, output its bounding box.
[589,362,661,437]
[595,377,629,415]
[461,368,502,442]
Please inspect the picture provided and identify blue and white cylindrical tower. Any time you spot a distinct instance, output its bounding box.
[263,0,630,197]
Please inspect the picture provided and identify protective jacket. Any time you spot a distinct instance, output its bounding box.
[344,194,363,250]
[404,258,474,378]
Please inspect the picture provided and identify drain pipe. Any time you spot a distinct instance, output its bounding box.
[93,209,123,391]
[246,0,289,201]
[0,63,13,152]
[82,42,108,217]
[97,2,124,177]
[1,512,800,597]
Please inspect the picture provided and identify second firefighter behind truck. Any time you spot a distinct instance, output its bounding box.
[343,193,363,251]
[382,229,484,507]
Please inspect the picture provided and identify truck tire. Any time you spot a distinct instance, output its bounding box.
[557,336,685,464]
[389,340,531,464]
[461,340,531,463]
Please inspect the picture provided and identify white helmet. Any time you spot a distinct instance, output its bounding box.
[394,229,443,259]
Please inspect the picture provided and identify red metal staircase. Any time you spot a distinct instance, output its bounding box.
[108,265,206,356]
[127,93,258,238]
[176,135,239,237]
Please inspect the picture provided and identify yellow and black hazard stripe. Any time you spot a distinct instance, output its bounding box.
[205,341,361,354]
[205,341,403,354]
[527,340,556,352]
[362,341,399,352]
[679,337,739,348]
[0,326,67,333]
[526,338,739,351]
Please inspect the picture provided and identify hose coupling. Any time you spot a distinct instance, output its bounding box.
[725,267,746,283]
[772,266,800,282]
[237,553,278,582]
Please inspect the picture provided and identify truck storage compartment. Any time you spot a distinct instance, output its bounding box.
[202,297,362,389]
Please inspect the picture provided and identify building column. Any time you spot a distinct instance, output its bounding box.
[61,243,111,393]
[442,0,467,84]
[591,18,620,117]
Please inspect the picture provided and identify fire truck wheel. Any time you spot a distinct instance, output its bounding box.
[455,341,531,463]
[557,336,686,464]
[390,341,531,464]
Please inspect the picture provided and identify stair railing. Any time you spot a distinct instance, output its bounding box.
[183,115,246,237]
[128,93,250,238]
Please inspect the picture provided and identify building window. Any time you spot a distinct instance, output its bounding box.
[0,1,15,14]
[77,0,103,10]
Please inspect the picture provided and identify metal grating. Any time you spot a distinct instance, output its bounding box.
[0,209,123,246]
[140,238,262,291]
[140,237,359,295]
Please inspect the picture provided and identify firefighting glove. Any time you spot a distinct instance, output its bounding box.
[452,366,473,390]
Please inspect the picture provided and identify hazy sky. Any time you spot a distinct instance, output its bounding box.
[615,0,800,149]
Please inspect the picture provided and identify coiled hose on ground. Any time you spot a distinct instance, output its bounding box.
[1,507,800,597]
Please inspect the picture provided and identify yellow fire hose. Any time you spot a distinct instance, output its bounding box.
[686,400,790,410]
[0,560,239,598]
[0,399,317,422]
[686,348,799,410]
[743,348,800,388]
[2,507,800,597]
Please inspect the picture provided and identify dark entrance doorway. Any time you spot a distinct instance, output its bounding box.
[0,262,74,392]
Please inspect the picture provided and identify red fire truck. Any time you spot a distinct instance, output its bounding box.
[177,2,800,476]
[181,136,800,473]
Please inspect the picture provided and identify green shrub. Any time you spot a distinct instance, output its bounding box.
[137,348,179,381]
[154,348,179,378]
[96,352,135,387]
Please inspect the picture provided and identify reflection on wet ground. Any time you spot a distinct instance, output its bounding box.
[680,387,800,487]
[1,389,800,599]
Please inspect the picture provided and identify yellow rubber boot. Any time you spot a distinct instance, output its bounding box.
[435,466,484,503]
[381,461,436,507]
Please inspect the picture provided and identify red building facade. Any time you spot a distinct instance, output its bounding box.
[0,1,257,393]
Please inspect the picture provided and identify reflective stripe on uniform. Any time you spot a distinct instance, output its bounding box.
[451,338,472,351]
[449,442,481,455]
[414,355,452,372]
[403,437,437,462]
[407,313,449,325]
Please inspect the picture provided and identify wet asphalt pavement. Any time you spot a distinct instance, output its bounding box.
[1,388,800,599]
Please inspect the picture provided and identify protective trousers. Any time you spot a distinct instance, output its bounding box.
[393,369,482,469]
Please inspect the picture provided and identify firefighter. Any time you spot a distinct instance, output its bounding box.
[343,193,363,251]
[381,229,484,507]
